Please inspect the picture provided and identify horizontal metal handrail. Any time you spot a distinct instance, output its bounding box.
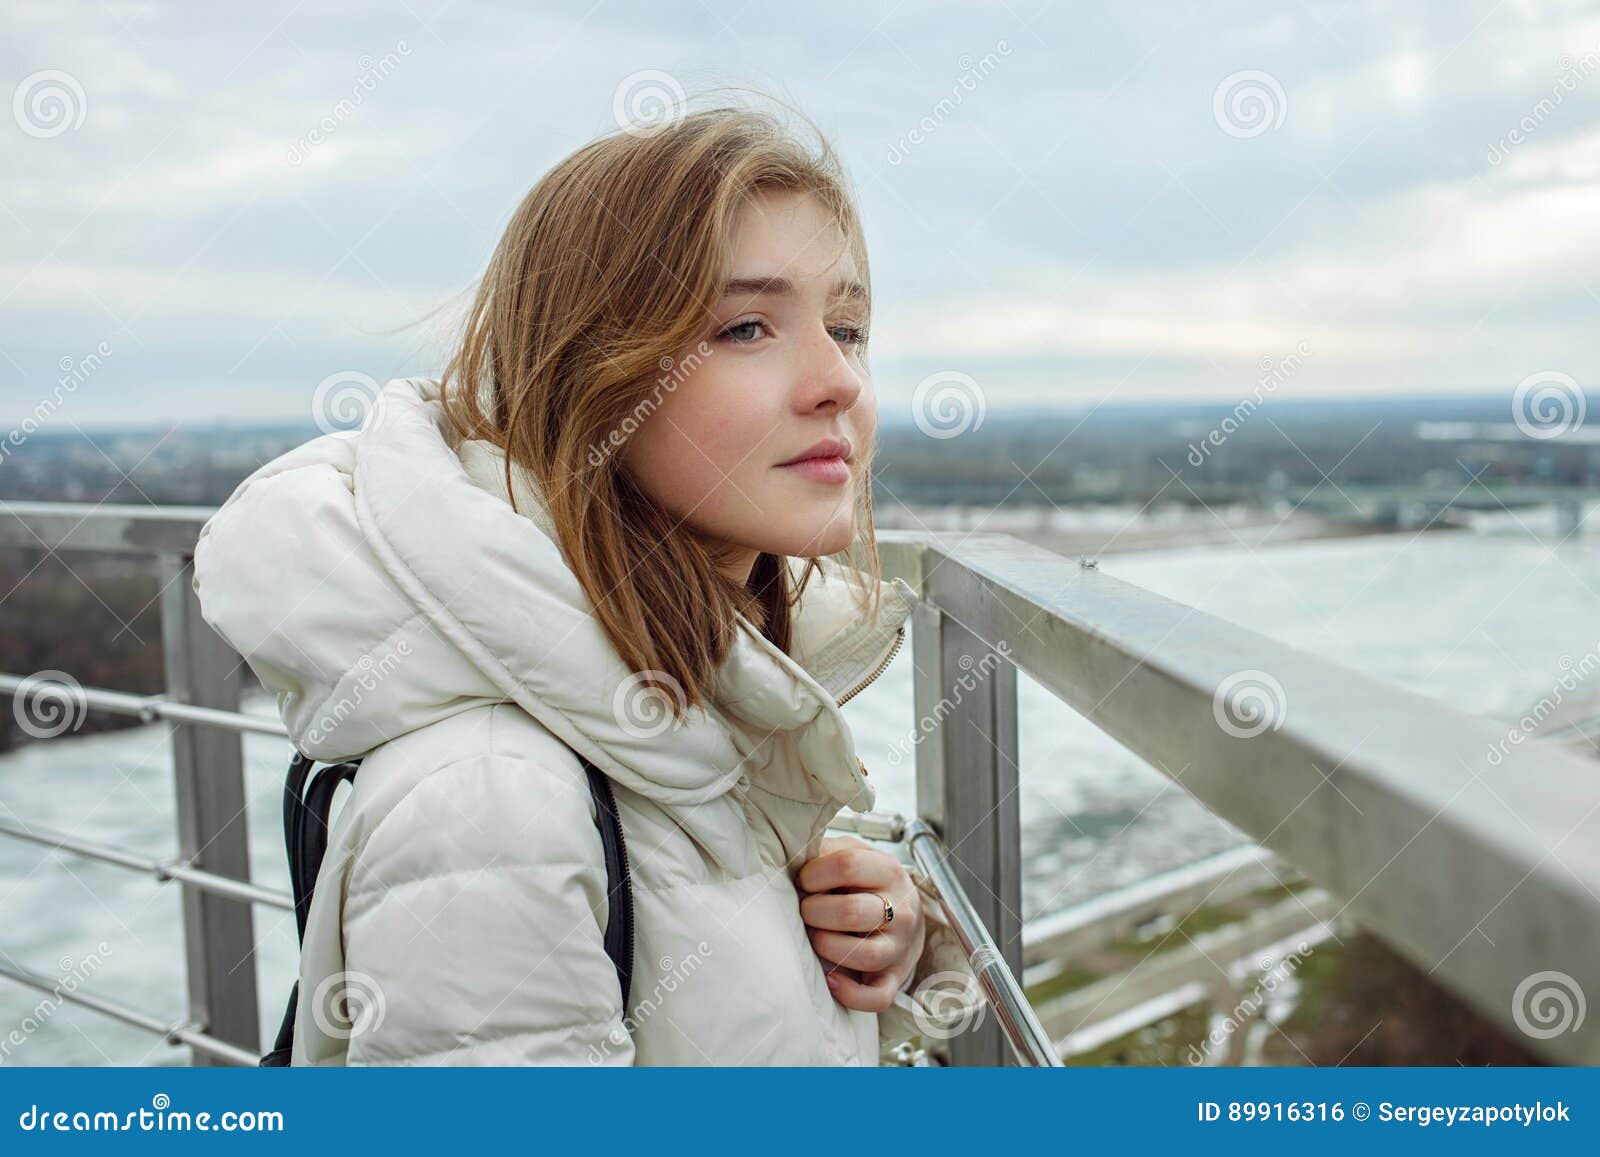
[0,500,216,555]
[0,673,288,737]
[0,956,259,1067]
[0,815,292,910]
[874,527,1600,1065]
[821,808,906,843]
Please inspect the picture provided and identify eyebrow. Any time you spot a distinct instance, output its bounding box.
[719,275,868,304]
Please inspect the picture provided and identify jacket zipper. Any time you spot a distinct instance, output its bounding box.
[836,624,905,782]
[617,835,635,1015]
[838,630,902,784]
[835,623,905,708]
[609,789,635,1017]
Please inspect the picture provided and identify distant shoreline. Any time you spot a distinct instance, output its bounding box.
[875,504,1436,559]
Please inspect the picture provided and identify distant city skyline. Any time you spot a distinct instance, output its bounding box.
[4,1,1600,427]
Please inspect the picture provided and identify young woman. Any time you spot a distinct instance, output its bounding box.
[193,102,974,1065]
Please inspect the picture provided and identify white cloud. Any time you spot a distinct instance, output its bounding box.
[880,123,1600,378]
[3,0,1600,418]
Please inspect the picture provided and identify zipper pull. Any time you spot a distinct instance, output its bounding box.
[857,756,870,779]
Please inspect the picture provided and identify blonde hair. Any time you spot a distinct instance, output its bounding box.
[436,99,885,718]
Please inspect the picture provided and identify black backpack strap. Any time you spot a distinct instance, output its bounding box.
[261,746,634,1065]
[262,754,359,1066]
[291,758,360,943]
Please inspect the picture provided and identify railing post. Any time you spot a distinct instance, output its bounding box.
[159,553,260,1064]
[912,598,1023,1066]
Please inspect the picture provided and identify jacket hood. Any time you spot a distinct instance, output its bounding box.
[193,376,916,862]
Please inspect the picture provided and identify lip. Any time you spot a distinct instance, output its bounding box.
[776,436,853,485]
[776,436,853,468]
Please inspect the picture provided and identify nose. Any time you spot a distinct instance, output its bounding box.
[793,323,864,414]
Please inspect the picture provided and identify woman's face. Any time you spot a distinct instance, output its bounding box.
[620,187,874,583]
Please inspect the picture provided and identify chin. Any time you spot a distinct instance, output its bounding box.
[777,520,856,559]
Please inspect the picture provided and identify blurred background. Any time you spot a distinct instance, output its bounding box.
[2,0,1598,1066]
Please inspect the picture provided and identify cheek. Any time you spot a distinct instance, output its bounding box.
[625,371,780,513]
[856,379,878,438]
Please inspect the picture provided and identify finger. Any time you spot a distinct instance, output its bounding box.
[817,835,869,856]
[800,891,890,933]
[826,967,901,1013]
[808,927,901,973]
[796,846,900,894]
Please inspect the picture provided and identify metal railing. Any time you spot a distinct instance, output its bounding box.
[1,503,262,1064]
[873,527,1600,1066]
[826,807,1060,1065]
[0,659,1057,1066]
[2,504,1598,1066]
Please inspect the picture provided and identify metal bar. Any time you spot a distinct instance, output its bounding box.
[910,588,1022,1065]
[0,957,260,1067]
[827,807,1059,1066]
[0,501,215,556]
[0,673,287,736]
[0,815,291,909]
[904,819,1062,1067]
[159,553,261,1064]
[822,809,906,843]
[895,531,1600,1065]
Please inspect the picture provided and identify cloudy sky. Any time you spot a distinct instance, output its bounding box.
[3,0,1600,426]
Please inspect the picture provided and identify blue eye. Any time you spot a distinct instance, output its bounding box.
[715,319,866,346]
[719,319,766,343]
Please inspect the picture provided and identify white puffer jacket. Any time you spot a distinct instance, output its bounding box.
[192,376,976,1066]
